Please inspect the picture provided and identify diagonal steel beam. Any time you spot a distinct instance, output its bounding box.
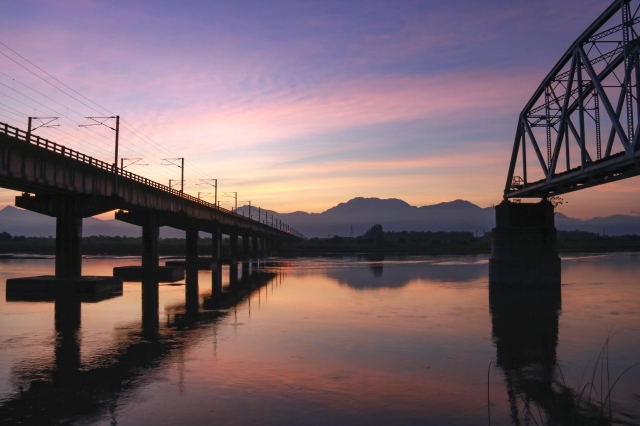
[578,46,630,147]
[523,118,550,177]
[605,70,629,156]
[567,117,594,163]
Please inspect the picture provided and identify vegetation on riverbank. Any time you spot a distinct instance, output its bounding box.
[0,232,224,256]
[280,230,640,255]
[0,229,639,256]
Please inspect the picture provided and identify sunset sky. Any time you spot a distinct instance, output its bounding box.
[1,0,638,219]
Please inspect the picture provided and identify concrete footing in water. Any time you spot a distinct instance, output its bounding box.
[6,275,123,296]
[489,199,561,288]
[165,259,217,270]
[113,266,184,282]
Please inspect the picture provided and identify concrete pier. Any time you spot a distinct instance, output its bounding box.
[251,235,258,257]
[230,232,238,259]
[489,199,561,287]
[185,224,199,265]
[185,267,199,313]
[242,235,249,258]
[211,224,221,264]
[141,212,160,268]
[55,208,83,278]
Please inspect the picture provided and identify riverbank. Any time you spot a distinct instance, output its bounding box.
[279,230,640,255]
[0,231,638,256]
[0,235,223,256]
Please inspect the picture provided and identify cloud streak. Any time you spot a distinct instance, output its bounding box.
[0,0,637,217]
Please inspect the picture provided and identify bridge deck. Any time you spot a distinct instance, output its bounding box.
[506,149,640,198]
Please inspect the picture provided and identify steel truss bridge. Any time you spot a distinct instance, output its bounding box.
[505,0,640,199]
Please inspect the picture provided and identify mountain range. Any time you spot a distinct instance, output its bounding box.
[236,198,640,237]
[1,197,639,238]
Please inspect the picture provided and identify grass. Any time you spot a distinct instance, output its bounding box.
[488,332,639,425]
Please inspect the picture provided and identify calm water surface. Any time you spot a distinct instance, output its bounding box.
[0,254,639,425]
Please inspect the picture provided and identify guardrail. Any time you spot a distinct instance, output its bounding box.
[0,121,307,240]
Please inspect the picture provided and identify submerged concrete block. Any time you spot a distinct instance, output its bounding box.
[113,266,184,282]
[165,258,220,270]
[6,275,123,296]
[489,200,561,288]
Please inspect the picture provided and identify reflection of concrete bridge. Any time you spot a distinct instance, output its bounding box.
[1,264,283,425]
[0,122,304,280]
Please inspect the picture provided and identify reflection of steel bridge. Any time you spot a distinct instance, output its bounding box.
[505,0,640,199]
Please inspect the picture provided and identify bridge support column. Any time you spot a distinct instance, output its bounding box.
[55,207,83,278]
[489,199,560,288]
[212,263,222,299]
[242,235,250,259]
[211,224,221,264]
[230,232,238,259]
[252,235,258,258]
[141,213,159,268]
[186,224,199,265]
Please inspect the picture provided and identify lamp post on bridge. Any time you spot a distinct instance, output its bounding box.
[79,116,120,193]
[27,117,59,143]
[162,158,184,193]
[198,179,217,207]
[197,191,218,207]
[169,179,186,191]
[120,158,148,171]
[239,200,252,219]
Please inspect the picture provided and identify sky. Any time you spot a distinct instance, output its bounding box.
[0,0,638,219]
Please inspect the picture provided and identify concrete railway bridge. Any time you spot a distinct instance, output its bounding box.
[0,121,305,285]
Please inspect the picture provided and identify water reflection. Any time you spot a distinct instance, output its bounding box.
[52,294,82,387]
[1,255,638,425]
[0,264,279,426]
[490,287,614,425]
[141,278,159,339]
[327,257,486,289]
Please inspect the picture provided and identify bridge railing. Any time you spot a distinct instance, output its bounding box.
[0,122,307,240]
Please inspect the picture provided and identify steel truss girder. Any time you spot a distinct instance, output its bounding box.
[505,0,640,199]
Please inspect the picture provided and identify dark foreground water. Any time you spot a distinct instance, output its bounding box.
[0,254,639,425]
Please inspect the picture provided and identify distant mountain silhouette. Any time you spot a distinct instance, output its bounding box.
[554,212,640,236]
[0,206,184,238]
[238,197,495,238]
[2,198,640,238]
[236,197,640,238]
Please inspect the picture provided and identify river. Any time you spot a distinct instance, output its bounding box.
[0,254,638,425]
